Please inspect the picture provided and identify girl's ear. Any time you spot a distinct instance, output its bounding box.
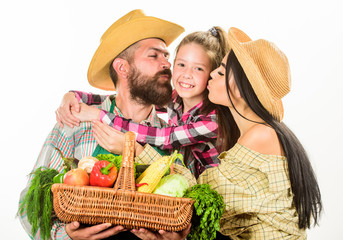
[112,58,129,79]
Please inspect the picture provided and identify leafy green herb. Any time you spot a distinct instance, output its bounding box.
[184,184,225,240]
[18,167,59,240]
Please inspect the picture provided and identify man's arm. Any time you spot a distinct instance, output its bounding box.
[18,124,75,239]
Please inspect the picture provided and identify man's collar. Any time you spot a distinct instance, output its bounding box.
[102,94,163,127]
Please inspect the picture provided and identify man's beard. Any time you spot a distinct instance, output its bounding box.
[128,66,172,106]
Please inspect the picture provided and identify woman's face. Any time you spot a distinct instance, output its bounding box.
[172,43,211,105]
[208,53,239,107]
[208,54,233,107]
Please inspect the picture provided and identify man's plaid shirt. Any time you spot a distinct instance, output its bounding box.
[19,95,169,239]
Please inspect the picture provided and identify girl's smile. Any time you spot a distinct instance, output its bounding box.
[172,43,211,108]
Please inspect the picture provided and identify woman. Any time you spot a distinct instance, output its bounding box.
[199,27,322,239]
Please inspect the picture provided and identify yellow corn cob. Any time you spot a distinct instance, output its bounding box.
[136,151,183,193]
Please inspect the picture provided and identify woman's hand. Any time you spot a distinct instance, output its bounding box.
[130,224,191,240]
[65,221,127,240]
[56,92,81,128]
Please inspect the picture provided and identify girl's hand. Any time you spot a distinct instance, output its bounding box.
[130,224,191,240]
[56,92,81,128]
[72,103,101,122]
[91,120,126,154]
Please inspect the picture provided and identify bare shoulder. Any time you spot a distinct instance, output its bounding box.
[238,124,284,156]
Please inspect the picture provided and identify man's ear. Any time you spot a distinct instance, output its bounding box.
[112,58,129,78]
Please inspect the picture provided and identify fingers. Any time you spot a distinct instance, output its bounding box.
[71,95,80,113]
[56,92,81,128]
[131,228,159,240]
[93,131,110,151]
[92,224,127,239]
[66,222,123,240]
[92,122,110,146]
[158,224,191,240]
[66,221,80,231]
[65,221,82,238]
[56,106,80,128]
[92,120,118,135]
[92,121,126,154]
[56,110,64,128]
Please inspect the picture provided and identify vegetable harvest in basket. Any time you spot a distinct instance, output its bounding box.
[19,147,225,240]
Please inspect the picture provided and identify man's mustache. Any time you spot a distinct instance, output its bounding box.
[155,69,172,79]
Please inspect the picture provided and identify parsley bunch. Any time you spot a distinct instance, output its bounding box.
[18,167,59,240]
[184,184,225,240]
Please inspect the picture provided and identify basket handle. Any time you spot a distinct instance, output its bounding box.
[113,131,136,191]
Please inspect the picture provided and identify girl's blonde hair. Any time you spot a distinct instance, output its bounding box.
[175,26,229,72]
[175,26,229,115]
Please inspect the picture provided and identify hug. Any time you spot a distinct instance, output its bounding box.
[19,9,322,240]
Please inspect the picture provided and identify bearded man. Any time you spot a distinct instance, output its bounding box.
[19,10,193,240]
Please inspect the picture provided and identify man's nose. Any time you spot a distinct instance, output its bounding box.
[161,58,171,69]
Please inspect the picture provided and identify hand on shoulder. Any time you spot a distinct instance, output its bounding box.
[238,124,284,156]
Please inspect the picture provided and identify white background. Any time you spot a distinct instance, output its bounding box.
[1,0,342,239]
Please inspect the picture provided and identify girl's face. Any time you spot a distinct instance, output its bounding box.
[208,54,237,107]
[172,43,211,105]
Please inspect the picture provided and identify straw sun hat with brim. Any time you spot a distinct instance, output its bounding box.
[228,27,291,122]
[87,9,184,91]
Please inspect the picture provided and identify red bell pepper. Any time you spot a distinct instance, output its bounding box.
[90,160,118,187]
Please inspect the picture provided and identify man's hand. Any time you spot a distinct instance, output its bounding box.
[130,224,191,240]
[56,92,81,128]
[65,221,127,240]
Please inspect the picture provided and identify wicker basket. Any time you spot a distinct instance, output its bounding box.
[51,132,195,231]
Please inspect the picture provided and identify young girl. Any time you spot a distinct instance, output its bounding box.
[199,27,322,238]
[57,27,229,178]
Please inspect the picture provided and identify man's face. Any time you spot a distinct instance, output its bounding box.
[127,39,172,106]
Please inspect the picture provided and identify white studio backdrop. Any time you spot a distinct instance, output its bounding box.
[1,0,342,239]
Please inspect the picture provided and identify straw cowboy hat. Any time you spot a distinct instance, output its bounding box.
[88,9,184,91]
[228,27,291,121]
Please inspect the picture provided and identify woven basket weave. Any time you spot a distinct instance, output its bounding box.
[51,132,195,231]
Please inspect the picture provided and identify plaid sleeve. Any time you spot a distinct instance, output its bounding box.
[71,90,108,105]
[101,111,217,150]
[197,145,306,239]
[134,144,162,165]
[18,124,75,240]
